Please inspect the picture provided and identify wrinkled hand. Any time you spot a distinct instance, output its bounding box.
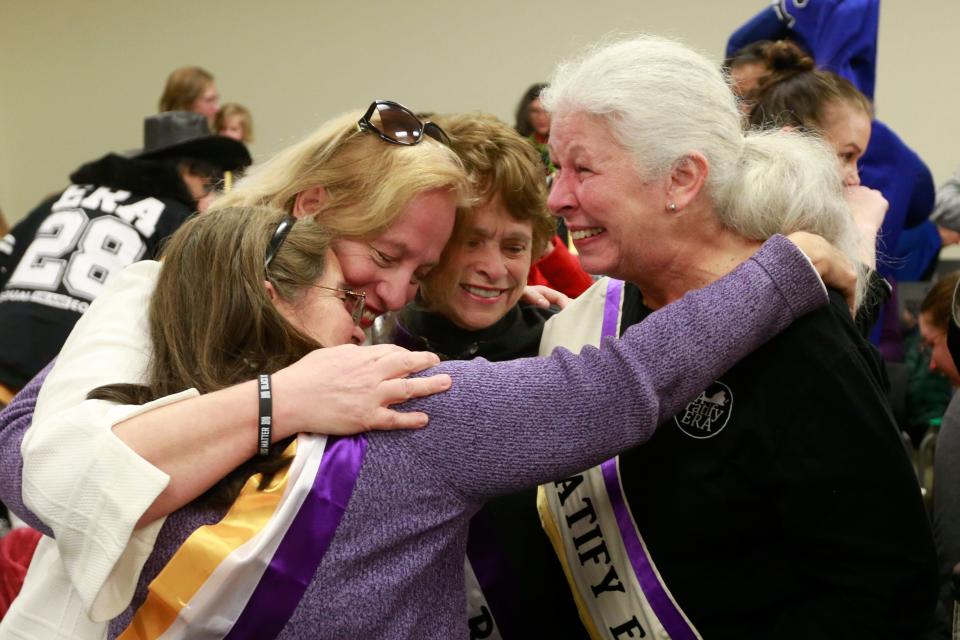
[786,231,858,315]
[522,284,571,310]
[271,344,451,436]
[844,185,888,268]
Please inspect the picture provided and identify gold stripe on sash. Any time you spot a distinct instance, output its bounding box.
[0,382,18,406]
[119,442,297,640]
[537,486,604,640]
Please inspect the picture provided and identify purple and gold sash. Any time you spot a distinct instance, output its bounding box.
[119,433,366,639]
[537,278,701,640]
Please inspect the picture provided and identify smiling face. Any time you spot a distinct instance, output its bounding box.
[547,112,666,281]
[819,99,872,187]
[426,197,533,331]
[272,251,366,347]
[332,188,457,327]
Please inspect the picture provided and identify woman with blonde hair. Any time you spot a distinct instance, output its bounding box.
[2,215,833,639]
[0,98,849,637]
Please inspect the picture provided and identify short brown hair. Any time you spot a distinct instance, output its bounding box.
[211,111,470,241]
[159,66,215,112]
[433,113,554,256]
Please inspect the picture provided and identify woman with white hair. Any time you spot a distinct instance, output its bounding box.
[513,35,935,640]
[0,96,853,638]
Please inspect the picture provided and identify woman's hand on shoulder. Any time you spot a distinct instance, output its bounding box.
[271,344,451,436]
[521,284,571,310]
[785,231,858,314]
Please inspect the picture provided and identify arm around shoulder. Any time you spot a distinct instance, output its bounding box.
[401,234,828,499]
[18,260,172,616]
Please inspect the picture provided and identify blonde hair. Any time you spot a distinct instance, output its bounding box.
[158,66,214,112]
[211,111,471,240]
[214,102,255,143]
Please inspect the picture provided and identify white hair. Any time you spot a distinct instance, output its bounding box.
[542,34,868,307]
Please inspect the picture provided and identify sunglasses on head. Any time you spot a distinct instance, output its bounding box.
[357,100,450,147]
[264,216,366,326]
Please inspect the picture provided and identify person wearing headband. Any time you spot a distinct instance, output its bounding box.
[0,97,854,637]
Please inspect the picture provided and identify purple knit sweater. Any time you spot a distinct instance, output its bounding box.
[0,236,825,638]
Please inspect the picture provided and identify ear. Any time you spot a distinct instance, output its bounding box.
[264,279,278,302]
[292,186,328,219]
[666,152,709,212]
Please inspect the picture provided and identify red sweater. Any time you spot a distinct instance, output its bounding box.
[527,235,594,298]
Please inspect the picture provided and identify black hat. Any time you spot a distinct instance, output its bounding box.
[136,111,251,171]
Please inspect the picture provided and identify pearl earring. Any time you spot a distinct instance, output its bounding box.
[667,202,677,212]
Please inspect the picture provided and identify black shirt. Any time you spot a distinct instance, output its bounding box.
[617,284,937,639]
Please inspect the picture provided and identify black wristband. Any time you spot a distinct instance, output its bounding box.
[258,374,272,457]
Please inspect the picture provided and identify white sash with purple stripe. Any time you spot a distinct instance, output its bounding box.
[120,433,366,639]
[537,278,702,640]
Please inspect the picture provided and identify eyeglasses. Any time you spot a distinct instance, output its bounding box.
[313,285,366,326]
[357,100,450,147]
[264,217,366,326]
[265,215,297,270]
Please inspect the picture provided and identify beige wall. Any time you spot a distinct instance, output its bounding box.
[2,1,957,225]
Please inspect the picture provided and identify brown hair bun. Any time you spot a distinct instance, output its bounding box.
[764,40,815,74]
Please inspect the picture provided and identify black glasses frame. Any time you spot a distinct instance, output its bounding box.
[264,216,366,326]
[264,215,297,270]
[357,100,450,147]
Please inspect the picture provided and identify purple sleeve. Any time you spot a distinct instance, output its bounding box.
[0,362,53,535]
[400,234,828,501]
